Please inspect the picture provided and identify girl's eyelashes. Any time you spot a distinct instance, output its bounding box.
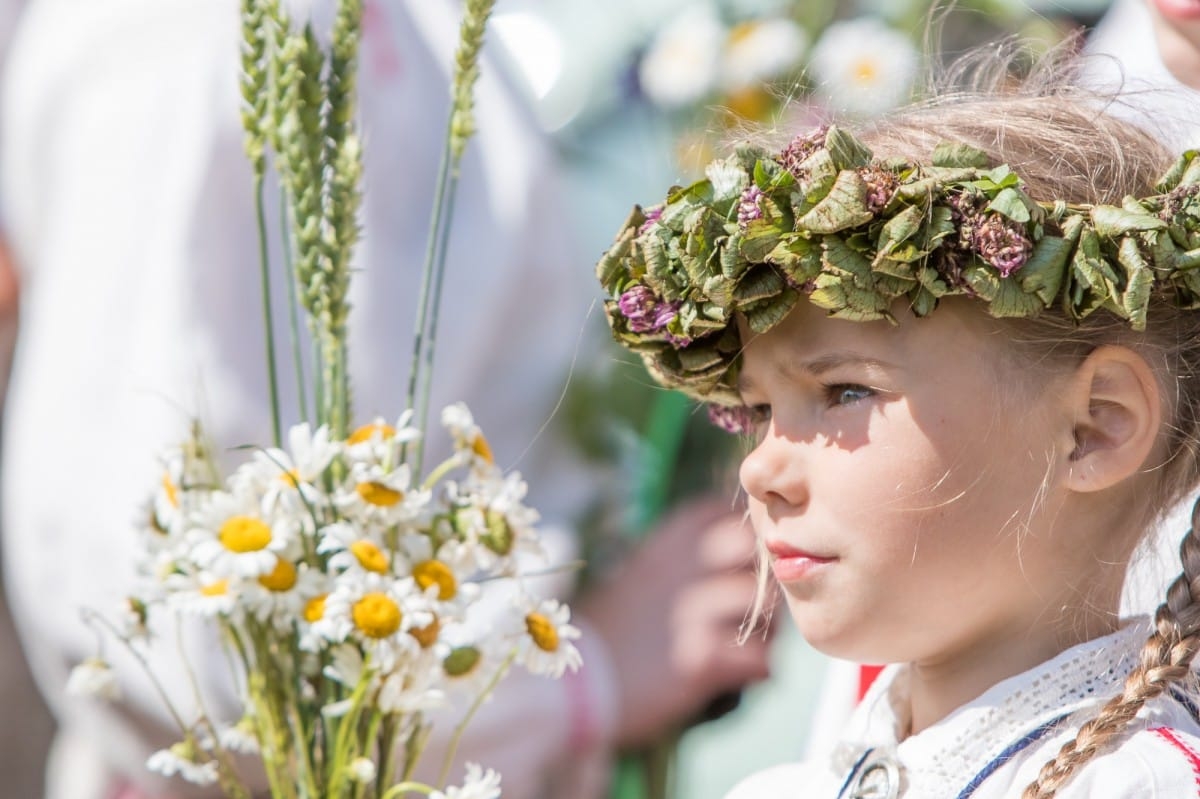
[823,383,875,408]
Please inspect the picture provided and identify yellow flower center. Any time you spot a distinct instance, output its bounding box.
[471,434,494,464]
[348,422,396,445]
[352,592,402,639]
[219,516,272,553]
[258,557,297,592]
[304,594,327,623]
[201,579,229,597]
[853,57,879,86]
[350,540,389,574]
[356,481,403,507]
[525,612,559,653]
[278,468,302,488]
[409,616,441,649]
[162,472,180,508]
[413,560,457,601]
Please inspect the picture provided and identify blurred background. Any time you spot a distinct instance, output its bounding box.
[0,0,1116,796]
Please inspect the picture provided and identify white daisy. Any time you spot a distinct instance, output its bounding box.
[431,763,502,799]
[187,491,297,579]
[315,574,433,672]
[400,534,480,619]
[511,597,582,679]
[335,461,430,528]
[344,412,421,466]
[146,741,219,786]
[240,556,327,628]
[440,402,498,470]
[66,657,120,700]
[808,17,919,117]
[720,17,808,92]
[318,521,404,577]
[448,471,542,570]
[439,639,505,705]
[233,422,338,515]
[637,4,724,109]
[164,571,241,619]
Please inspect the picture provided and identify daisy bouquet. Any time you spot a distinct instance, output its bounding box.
[67,1,581,797]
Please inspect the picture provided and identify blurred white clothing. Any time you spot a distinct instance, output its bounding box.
[0,1,615,797]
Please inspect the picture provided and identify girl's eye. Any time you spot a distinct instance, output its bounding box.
[824,384,874,407]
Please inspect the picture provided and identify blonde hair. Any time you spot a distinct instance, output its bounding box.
[745,62,1200,796]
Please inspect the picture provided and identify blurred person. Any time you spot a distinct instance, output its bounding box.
[0,1,771,798]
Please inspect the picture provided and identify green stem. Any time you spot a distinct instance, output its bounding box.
[403,117,455,473]
[280,185,310,425]
[437,651,515,787]
[379,783,434,799]
[414,169,461,469]
[255,175,283,447]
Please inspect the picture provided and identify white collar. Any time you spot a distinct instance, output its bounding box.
[830,619,1151,797]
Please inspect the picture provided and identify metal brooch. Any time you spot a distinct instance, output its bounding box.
[846,754,902,799]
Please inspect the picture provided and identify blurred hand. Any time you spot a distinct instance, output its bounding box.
[577,496,773,749]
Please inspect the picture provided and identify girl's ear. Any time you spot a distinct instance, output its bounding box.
[1062,345,1162,493]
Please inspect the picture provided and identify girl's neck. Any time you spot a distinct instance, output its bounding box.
[904,605,1122,737]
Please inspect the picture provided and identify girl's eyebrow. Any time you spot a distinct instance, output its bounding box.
[738,350,894,393]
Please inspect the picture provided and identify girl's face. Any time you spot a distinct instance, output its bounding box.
[1147,0,1200,88]
[737,299,1091,667]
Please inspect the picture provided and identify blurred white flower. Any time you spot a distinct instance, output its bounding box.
[808,17,920,117]
[217,715,260,755]
[146,742,219,785]
[66,657,120,700]
[638,4,725,109]
[347,756,377,785]
[720,17,808,92]
[432,762,503,799]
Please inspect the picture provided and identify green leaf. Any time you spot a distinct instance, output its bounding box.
[596,218,636,286]
[743,290,800,333]
[931,141,991,169]
[1090,205,1166,237]
[797,170,874,234]
[733,265,786,304]
[1155,150,1199,193]
[767,236,822,284]
[1015,235,1071,305]
[908,286,939,316]
[874,204,925,261]
[822,236,874,286]
[986,187,1032,223]
[824,126,873,170]
[1117,237,1154,330]
[739,218,783,262]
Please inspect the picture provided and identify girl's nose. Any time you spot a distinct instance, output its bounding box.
[739,427,808,509]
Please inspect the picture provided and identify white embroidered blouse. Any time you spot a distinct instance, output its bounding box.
[726,620,1200,798]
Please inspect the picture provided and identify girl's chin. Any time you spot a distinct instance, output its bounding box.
[1152,0,1200,22]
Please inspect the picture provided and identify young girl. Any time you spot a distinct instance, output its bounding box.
[597,78,1200,797]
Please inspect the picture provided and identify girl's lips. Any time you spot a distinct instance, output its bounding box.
[765,540,835,583]
[1154,0,1200,21]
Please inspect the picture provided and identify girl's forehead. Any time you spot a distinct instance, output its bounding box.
[739,299,1004,381]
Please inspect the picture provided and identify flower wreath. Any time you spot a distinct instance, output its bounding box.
[596,126,1200,409]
